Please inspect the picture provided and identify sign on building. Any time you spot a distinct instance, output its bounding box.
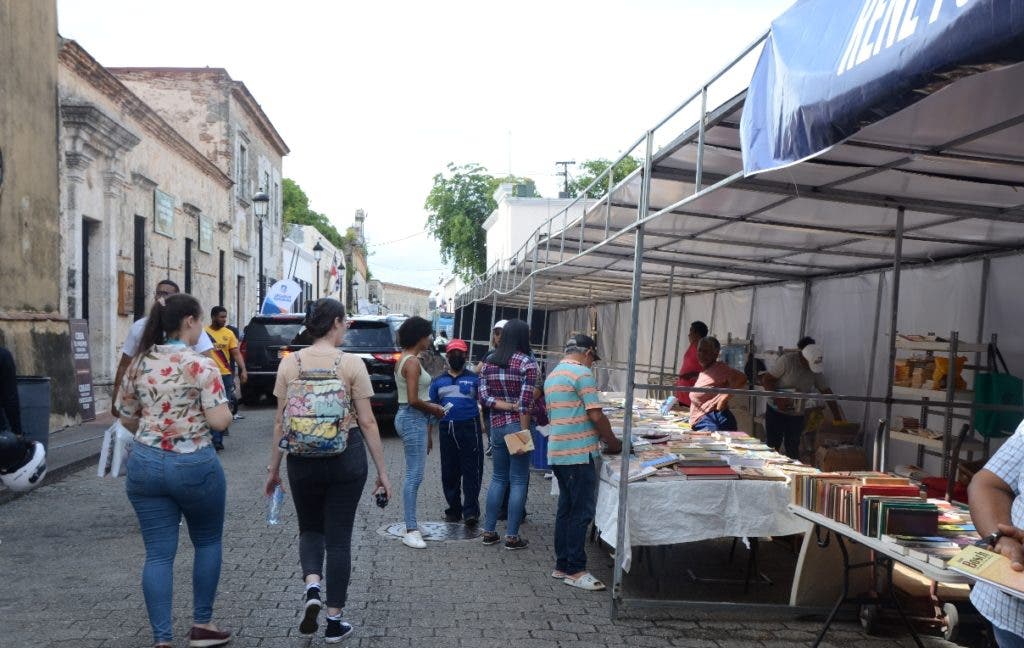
[68,319,95,421]
[154,189,174,237]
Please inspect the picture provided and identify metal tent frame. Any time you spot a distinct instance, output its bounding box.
[454,30,1024,616]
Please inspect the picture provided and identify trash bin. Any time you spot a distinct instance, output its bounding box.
[16,376,51,452]
[530,426,549,471]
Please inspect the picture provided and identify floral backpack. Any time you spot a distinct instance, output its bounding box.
[280,351,353,455]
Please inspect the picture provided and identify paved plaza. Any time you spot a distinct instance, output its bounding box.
[0,407,978,647]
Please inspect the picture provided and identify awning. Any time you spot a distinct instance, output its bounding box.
[741,0,1024,175]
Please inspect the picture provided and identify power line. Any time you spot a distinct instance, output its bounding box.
[366,230,428,247]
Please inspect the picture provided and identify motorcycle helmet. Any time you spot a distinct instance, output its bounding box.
[0,433,46,492]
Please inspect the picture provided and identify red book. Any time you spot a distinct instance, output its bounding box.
[680,466,739,480]
[857,485,923,498]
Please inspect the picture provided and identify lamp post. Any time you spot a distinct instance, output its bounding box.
[312,239,324,298]
[252,189,270,308]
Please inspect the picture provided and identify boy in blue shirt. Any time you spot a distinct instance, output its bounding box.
[429,339,485,525]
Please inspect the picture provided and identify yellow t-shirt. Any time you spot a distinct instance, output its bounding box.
[204,326,238,376]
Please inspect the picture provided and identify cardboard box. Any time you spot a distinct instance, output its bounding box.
[815,445,867,472]
[814,420,861,449]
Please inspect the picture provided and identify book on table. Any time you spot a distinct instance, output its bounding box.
[679,466,739,480]
[949,546,1024,599]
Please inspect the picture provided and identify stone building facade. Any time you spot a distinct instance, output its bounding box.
[377,282,432,318]
[58,40,238,411]
[108,67,289,322]
[0,1,76,427]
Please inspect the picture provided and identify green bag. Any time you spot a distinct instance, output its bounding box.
[973,345,1023,439]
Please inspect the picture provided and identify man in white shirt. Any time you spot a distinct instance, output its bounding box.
[109,279,214,417]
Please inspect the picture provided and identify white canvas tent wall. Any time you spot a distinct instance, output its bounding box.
[454,23,1024,615]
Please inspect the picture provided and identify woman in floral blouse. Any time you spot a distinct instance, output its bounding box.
[117,293,233,648]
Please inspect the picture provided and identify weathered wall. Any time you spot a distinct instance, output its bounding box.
[0,2,76,427]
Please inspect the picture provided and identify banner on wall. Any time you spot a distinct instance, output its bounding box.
[741,0,1024,175]
[261,279,303,315]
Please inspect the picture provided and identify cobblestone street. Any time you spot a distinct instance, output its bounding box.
[0,407,975,648]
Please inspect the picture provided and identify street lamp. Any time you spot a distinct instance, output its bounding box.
[252,188,270,307]
[312,239,324,297]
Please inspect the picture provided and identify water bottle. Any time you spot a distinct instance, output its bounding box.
[660,395,678,416]
[266,484,285,525]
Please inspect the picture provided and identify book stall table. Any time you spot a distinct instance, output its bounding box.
[594,464,812,574]
[789,505,973,648]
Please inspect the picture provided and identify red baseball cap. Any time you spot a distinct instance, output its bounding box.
[446,339,469,353]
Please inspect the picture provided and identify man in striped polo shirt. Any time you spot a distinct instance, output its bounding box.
[544,334,622,591]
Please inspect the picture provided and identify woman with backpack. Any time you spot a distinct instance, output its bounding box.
[116,294,233,648]
[264,298,392,644]
[394,316,446,549]
[478,319,538,550]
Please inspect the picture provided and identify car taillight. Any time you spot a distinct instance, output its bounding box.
[278,346,291,359]
[372,352,401,363]
[239,340,247,361]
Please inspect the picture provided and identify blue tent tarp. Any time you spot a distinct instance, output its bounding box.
[741,0,1024,176]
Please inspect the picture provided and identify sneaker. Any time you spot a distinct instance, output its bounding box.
[504,536,529,551]
[481,531,500,545]
[464,516,479,527]
[325,618,355,644]
[299,586,322,635]
[402,530,427,549]
[444,512,462,523]
[233,413,244,420]
[188,625,232,647]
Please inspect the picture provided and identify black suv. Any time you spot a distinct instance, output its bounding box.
[239,313,405,424]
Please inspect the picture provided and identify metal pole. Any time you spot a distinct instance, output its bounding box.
[799,280,812,339]
[612,130,653,619]
[862,272,886,452]
[880,207,905,472]
[489,292,498,352]
[605,168,615,240]
[648,296,660,381]
[540,307,550,372]
[527,241,539,327]
[672,295,686,379]
[659,267,677,386]
[746,287,757,340]
[975,258,991,373]
[694,86,708,193]
[258,215,265,307]
[709,292,718,335]
[315,259,321,297]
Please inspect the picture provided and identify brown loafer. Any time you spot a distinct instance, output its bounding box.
[189,625,232,647]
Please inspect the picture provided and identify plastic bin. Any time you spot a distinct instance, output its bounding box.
[16,376,51,452]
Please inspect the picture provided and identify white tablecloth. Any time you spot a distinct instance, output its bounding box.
[594,475,811,571]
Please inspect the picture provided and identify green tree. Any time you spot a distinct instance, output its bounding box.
[282,178,345,249]
[567,156,641,198]
[424,164,541,281]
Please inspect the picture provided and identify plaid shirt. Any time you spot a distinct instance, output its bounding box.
[478,351,538,429]
[971,422,1024,637]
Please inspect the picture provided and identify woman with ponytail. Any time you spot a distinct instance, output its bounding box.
[117,294,234,648]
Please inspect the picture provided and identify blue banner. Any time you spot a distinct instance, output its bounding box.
[741,0,1024,175]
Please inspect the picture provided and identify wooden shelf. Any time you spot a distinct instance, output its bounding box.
[892,385,974,402]
[889,429,984,453]
[896,339,988,353]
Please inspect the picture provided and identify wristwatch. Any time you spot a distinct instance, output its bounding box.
[975,530,1005,549]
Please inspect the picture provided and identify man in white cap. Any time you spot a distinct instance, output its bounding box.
[760,337,842,460]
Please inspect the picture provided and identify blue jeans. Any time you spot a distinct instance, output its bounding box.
[395,405,429,531]
[210,373,234,445]
[692,409,738,431]
[125,442,226,644]
[438,418,485,520]
[552,457,598,575]
[995,626,1024,648]
[483,421,530,537]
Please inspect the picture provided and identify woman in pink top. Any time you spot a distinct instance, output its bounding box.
[674,321,708,406]
[689,336,748,432]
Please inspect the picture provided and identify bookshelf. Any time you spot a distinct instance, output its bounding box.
[889,331,996,474]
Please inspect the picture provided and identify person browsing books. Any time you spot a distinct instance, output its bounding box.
[544,334,622,591]
[760,339,843,459]
[688,336,748,432]
[674,320,708,407]
[968,420,1024,647]
[428,339,485,525]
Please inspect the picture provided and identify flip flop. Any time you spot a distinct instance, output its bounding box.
[551,570,567,579]
[563,572,606,591]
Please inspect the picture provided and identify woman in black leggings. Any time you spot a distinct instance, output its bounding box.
[265,299,392,643]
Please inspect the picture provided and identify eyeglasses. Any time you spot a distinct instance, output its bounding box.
[155,290,174,298]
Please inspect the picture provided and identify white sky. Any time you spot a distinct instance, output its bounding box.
[57,0,793,291]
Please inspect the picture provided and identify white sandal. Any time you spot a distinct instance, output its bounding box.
[551,570,567,579]
[563,572,606,591]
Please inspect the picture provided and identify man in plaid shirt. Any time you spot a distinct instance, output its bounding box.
[969,421,1024,646]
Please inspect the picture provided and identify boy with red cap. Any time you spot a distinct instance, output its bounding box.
[429,339,485,525]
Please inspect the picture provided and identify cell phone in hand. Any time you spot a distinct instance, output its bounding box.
[442,402,453,416]
[375,489,389,508]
